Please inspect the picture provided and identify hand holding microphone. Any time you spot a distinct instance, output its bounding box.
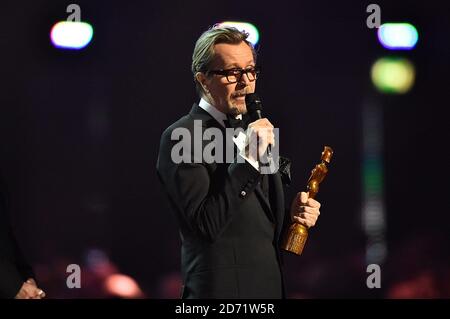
[245,93,274,163]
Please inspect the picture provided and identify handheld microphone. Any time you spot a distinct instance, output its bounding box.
[245,93,263,120]
[245,93,272,157]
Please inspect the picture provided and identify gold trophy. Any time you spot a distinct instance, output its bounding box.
[282,146,333,255]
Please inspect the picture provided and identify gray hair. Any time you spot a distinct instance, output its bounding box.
[191,25,257,96]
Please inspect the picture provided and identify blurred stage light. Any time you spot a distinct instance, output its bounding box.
[378,23,418,50]
[104,274,143,298]
[218,21,259,46]
[362,101,387,264]
[371,57,415,94]
[50,21,93,49]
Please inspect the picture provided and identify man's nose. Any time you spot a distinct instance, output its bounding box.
[238,71,252,86]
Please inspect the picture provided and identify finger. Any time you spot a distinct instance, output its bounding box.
[264,120,274,128]
[255,127,273,137]
[303,213,317,227]
[37,289,46,298]
[295,211,317,220]
[307,198,321,208]
[253,118,267,127]
[255,132,266,147]
[30,289,42,299]
[258,118,273,128]
[23,283,35,293]
[265,132,275,145]
[266,132,275,146]
[263,127,274,137]
[300,192,308,204]
[253,119,274,129]
[255,129,265,140]
[294,205,306,214]
[295,209,319,224]
[303,206,320,216]
[293,215,314,228]
[258,132,273,149]
[14,292,24,299]
[23,290,35,299]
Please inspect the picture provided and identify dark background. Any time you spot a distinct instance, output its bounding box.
[0,0,449,298]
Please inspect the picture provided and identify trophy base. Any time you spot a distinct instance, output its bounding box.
[282,223,309,255]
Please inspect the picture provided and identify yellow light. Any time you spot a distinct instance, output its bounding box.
[371,57,415,94]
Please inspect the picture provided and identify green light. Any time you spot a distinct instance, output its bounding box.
[218,21,259,46]
[371,57,415,94]
[364,161,383,193]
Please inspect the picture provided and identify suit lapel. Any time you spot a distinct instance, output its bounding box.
[189,103,285,236]
[189,103,225,131]
[269,172,285,240]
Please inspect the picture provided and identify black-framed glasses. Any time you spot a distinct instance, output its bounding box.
[207,66,260,83]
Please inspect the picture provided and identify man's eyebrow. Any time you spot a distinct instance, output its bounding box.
[223,61,256,69]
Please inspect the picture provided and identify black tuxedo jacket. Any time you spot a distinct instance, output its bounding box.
[0,179,34,298]
[157,104,290,298]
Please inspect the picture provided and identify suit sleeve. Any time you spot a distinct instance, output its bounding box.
[0,182,34,298]
[0,216,27,298]
[157,127,261,242]
[0,260,25,299]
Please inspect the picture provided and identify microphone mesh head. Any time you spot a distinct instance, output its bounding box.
[245,93,262,114]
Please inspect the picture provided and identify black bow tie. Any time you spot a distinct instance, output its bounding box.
[225,114,248,129]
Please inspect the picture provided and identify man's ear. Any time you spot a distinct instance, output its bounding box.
[196,72,209,93]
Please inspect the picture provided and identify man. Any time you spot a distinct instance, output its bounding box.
[157,26,321,298]
[0,177,45,299]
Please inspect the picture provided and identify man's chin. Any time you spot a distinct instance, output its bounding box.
[230,101,247,115]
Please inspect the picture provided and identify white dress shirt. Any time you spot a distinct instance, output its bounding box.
[198,98,259,171]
